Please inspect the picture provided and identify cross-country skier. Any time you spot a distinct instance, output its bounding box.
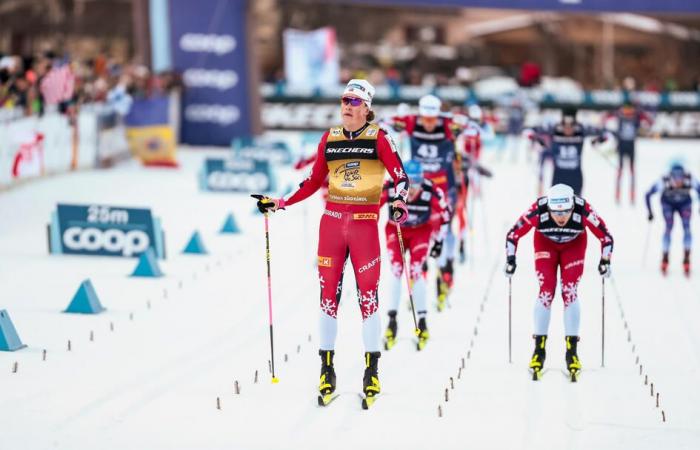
[252,79,409,408]
[645,161,700,276]
[527,108,609,195]
[382,94,460,310]
[504,183,614,381]
[604,102,653,204]
[380,160,450,351]
[454,105,494,263]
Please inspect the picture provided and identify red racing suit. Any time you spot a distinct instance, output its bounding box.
[505,196,613,309]
[380,179,450,281]
[284,123,409,320]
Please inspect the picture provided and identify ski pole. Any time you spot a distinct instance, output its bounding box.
[263,212,279,383]
[508,276,512,364]
[395,223,420,336]
[601,277,605,368]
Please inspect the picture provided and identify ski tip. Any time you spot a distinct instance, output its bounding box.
[271,377,280,384]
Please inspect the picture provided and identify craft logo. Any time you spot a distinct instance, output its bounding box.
[358,256,380,273]
[353,213,378,220]
[318,256,332,267]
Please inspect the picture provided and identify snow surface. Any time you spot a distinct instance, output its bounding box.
[1,137,700,450]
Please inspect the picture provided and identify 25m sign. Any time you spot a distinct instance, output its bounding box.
[48,204,165,258]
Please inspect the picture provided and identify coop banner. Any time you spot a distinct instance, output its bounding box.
[199,157,275,193]
[49,203,165,258]
[169,0,253,146]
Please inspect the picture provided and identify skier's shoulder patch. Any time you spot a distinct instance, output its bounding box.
[421,191,431,201]
[328,126,344,141]
[540,212,550,222]
[572,212,582,223]
[574,196,584,206]
[364,124,380,139]
[538,196,548,206]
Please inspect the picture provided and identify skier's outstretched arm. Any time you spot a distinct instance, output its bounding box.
[645,181,662,220]
[284,133,331,208]
[583,202,614,258]
[692,177,700,210]
[504,201,539,275]
[582,201,614,277]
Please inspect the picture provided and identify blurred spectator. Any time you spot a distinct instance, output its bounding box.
[0,50,180,118]
[518,61,541,87]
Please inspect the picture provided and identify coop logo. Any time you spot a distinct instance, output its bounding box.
[183,69,239,90]
[50,203,164,259]
[63,228,150,257]
[185,104,240,125]
[207,171,270,192]
[179,33,236,55]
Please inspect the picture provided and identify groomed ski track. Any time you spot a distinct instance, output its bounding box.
[1,138,699,449]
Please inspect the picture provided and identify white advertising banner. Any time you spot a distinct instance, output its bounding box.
[283,27,340,89]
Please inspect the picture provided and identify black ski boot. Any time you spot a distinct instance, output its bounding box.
[529,335,547,380]
[459,239,466,264]
[317,350,336,405]
[683,250,691,277]
[362,351,381,406]
[384,311,398,350]
[565,336,581,382]
[416,316,430,351]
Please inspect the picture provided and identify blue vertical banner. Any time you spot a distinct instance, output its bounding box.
[169,0,252,146]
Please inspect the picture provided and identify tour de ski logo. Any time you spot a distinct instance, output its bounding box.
[335,161,362,188]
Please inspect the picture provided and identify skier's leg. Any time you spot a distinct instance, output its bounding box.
[349,217,382,353]
[616,148,623,203]
[559,234,587,336]
[662,202,674,254]
[317,213,349,351]
[533,233,559,335]
[681,203,692,252]
[629,145,636,203]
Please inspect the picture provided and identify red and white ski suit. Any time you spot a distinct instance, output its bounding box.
[284,123,408,351]
[506,196,613,311]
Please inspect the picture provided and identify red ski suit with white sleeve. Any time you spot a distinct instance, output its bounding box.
[285,123,408,321]
[505,195,613,309]
[380,179,450,281]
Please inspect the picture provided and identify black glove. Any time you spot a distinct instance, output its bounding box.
[430,240,443,258]
[504,255,516,277]
[598,258,611,278]
[647,211,654,222]
[251,194,281,214]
